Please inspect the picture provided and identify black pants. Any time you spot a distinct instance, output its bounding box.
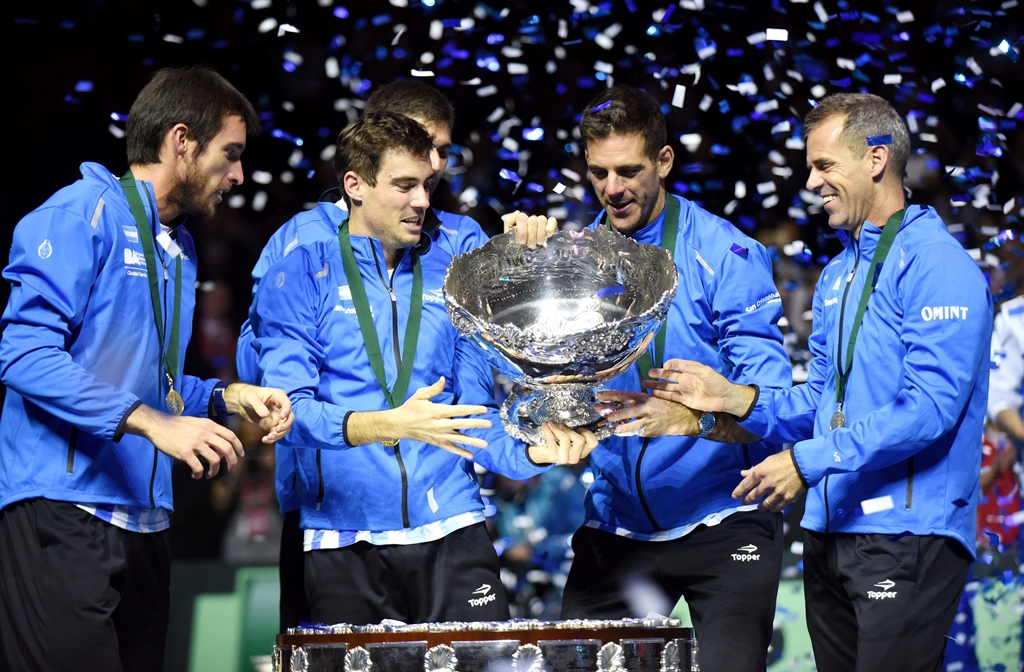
[305,522,510,625]
[0,498,170,672]
[803,530,971,672]
[561,511,784,672]
[279,509,309,631]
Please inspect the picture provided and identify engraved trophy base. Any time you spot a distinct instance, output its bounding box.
[500,384,619,446]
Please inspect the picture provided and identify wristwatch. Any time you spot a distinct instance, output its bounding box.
[698,411,716,439]
[211,383,230,424]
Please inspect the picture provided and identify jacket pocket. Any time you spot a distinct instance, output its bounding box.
[905,456,914,508]
[66,427,79,473]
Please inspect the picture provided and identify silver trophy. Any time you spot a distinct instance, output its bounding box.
[443,226,678,445]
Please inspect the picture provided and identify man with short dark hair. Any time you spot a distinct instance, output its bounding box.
[236,80,508,630]
[559,85,793,672]
[647,92,991,672]
[248,111,595,626]
[0,66,293,672]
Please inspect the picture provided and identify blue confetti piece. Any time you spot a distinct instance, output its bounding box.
[499,168,521,182]
[866,134,892,145]
[830,77,852,87]
[74,80,93,93]
[730,244,749,258]
[596,285,626,298]
[589,100,613,113]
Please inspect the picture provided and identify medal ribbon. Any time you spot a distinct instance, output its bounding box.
[119,171,182,410]
[604,194,680,381]
[833,208,905,409]
[337,219,423,409]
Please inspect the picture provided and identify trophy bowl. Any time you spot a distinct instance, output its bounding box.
[443,226,678,445]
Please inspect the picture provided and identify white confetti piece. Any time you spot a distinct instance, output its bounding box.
[766,28,788,41]
[861,495,894,515]
[672,84,686,108]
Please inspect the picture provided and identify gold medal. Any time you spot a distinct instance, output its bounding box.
[165,373,184,415]
[829,409,845,431]
[166,390,185,416]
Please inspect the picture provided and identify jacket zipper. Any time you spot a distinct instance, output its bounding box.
[66,427,79,472]
[828,243,861,533]
[634,437,661,531]
[373,245,412,529]
[149,448,158,508]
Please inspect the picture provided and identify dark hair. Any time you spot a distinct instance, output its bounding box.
[126,66,260,165]
[802,93,910,177]
[366,81,455,131]
[334,111,434,205]
[579,86,668,162]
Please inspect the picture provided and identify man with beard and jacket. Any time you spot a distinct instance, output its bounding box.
[555,85,793,672]
[0,66,293,672]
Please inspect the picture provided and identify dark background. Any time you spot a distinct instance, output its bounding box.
[4,0,1023,329]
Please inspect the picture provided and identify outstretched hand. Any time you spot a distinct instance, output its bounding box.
[392,377,493,458]
[596,389,701,438]
[645,358,747,415]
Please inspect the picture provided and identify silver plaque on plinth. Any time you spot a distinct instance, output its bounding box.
[444,227,678,445]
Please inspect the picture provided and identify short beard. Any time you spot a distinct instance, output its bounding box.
[167,164,214,221]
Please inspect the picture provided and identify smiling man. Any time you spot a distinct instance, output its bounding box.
[0,67,294,672]
[643,93,992,672]
[558,85,793,672]
[248,111,595,626]
[236,81,511,631]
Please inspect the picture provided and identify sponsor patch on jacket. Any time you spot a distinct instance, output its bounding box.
[745,291,782,313]
[920,305,969,321]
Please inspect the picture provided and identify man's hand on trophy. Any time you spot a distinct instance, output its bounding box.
[384,377,492,459]
[527,422,599,465]
[595,390,701,438]
[645,358,755,418]
[502,210,558,248]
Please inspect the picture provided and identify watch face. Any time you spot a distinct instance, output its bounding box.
[700,411,716,436]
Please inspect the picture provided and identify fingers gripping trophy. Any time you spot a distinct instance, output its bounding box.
[443,225,678,446]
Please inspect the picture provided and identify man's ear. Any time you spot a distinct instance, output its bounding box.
[170,123,190,158]
[868,144,890,180]
[656,145,674,179]
[342,171,363,206]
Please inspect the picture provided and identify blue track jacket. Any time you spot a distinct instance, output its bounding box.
[741,206,991,555]
[248,228,544,532]
[0,162,217,511]
[237,200,492,513]
[584,194,792,537]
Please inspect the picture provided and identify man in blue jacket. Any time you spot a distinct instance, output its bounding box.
[644,93,991,671]
[555,86,793,672]
[0,67,293,672]
[249,111,596,626]
[236,81,512,630]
